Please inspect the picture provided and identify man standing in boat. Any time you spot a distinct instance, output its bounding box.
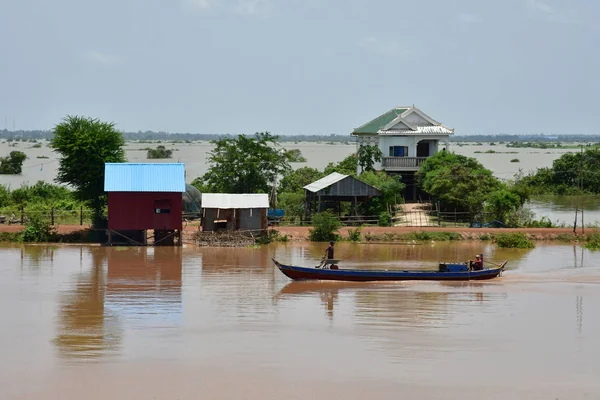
[322,241,338,269]
[324,240,334,260]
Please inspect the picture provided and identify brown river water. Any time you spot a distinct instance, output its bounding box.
[1,242,600,399]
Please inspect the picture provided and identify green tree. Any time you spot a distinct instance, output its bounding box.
[0,185,10,208]
[0,151,27,174]
[51,115,126,224]
[278,191,306,222]
[417,150,482,187]
[422,163,501,220]
[147,145,173,159]
[516,148,600,195]
[324,153,358,176]
[284,149,307,162]
[485,189,522,223]
[357,170,405,215]
[308,211,342,242]
[198,132,291,194]
[278,167,324,194]
[357,145,383,173]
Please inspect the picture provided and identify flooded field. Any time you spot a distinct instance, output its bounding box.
[1,242,600,399]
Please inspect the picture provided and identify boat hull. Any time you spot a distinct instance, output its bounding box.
[272,259,506,282]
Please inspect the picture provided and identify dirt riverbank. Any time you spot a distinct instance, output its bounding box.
[272,226,591,241]
[0,223,593,242]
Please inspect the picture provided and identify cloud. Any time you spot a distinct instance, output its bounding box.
[457,13,481,23]
[526,0,554,15]
[234,0,272,16]
[357,37,409,58]
[182,0,272,16]
[183,0,213,10]
[524,0,582,25]
[84,51,119,66]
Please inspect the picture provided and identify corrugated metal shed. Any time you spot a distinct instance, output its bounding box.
[303,172,347,193]
[304,173,381,197]
[104,163,186,192]
[201,193,269,209]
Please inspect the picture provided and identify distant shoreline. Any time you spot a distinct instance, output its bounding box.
[2,129,600,144]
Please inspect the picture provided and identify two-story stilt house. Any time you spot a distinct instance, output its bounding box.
[352,105,454,202]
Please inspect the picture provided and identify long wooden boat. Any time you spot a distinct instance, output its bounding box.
[272,258,507,282]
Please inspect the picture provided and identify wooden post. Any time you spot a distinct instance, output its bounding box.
[20,206,24,224]
[51,207,55,226]
[107,229,112,246]
[80,205,83,225]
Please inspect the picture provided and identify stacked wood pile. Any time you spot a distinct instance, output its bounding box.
[192,230,256,247]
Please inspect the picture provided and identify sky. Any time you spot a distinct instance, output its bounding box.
[1,0,599,136]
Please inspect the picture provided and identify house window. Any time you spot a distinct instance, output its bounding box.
[155,208,171,214]
[389,146,408,157]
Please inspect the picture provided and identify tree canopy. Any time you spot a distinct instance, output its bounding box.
[324,153,358,176]
[356,170,405,215]
[516,148,600,195]
[196,132,291,194]
[50,115,126,222]
[278,167,324,194]
[0,151,27,174]
[418,151,529,222]
[357,145,383,173]
[147,145,173,159]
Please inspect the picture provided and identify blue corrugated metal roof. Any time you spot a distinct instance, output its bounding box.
[104,163,186,192]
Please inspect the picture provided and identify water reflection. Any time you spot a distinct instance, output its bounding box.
[105,247,183,327]
[20,245,56,269]
[576,295,583,334]
[53,247,184,361]
[53,247,121,360]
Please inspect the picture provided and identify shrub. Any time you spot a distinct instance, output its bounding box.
[256,229,289,244]
[510,158,520,163]
[378,211,392,227]
[402,231,462,241]
[556,233,577,242]
[20,217,57,242]
[147,145,173,159]
[309,211,342,242]
[347,227,362,242]
[583,233,600,250]
[495,232,535,248]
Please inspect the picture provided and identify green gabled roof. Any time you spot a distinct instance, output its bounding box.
[353,107,408,134]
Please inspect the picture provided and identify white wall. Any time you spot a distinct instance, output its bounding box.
[379,136,419,157]
[357,134,450,172]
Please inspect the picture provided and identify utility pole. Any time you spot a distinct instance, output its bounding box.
[580,145,584,234]
[574,145,584,234]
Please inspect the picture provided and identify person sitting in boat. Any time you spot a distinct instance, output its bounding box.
[472,255,483,271]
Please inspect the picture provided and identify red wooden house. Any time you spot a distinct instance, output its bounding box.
[104,163,186,246]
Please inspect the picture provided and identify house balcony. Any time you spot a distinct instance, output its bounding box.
[382,157,427,171]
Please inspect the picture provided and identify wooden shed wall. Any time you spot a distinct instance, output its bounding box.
[108,192,183,231]
[312,176,381,197]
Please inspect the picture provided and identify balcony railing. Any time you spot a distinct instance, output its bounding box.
[382,157,427,170]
